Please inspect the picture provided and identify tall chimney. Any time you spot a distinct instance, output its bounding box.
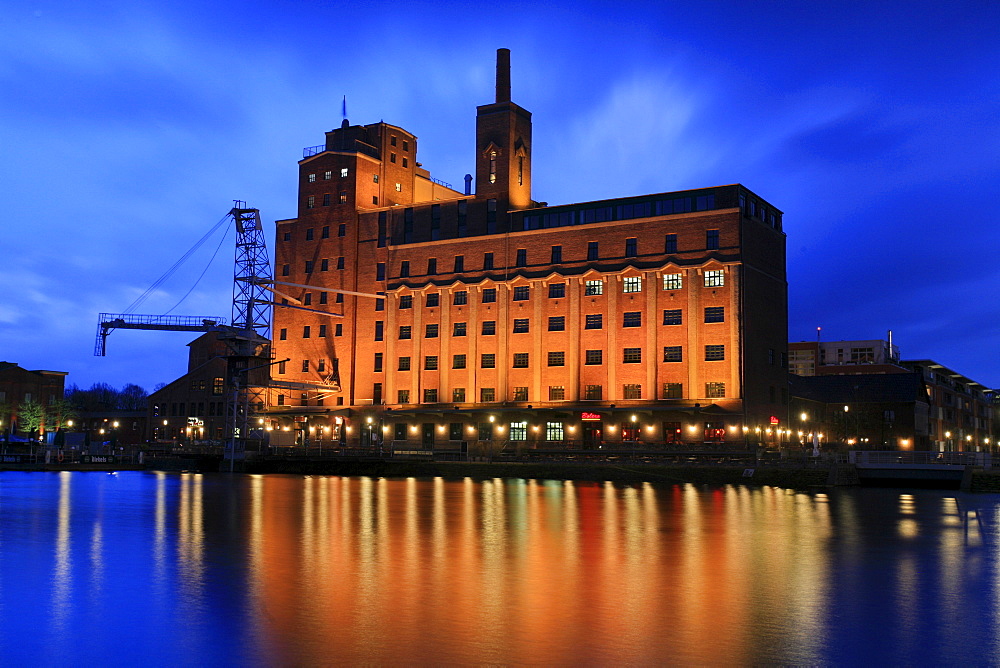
[496,48,511,103]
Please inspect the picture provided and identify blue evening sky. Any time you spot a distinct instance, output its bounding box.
[2,0,998,392]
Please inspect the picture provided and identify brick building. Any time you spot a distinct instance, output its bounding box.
[268,49,788,449]
[901,359,993,451]
[0,361,67,437]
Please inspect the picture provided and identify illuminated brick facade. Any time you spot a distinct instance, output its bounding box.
[269,49,788,448]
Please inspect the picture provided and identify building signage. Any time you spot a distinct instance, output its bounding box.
[581,412,602,421]
[769,416,780,425]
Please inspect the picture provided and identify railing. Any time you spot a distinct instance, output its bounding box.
[850,450,992,467]
[430,177,454,190]
[303,144,326,158]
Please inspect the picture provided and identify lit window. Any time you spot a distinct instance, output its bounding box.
[548,386,566,401]
[585,280,603,296]
[548,351,565,366]
[339,191,347,203]
[623,384,642,399]
[585,314,603,329]
[512,387,528,401]
[584,385,603,400]
[513,353,529,368]
[480,387,496,402]
[548,316,565,331]
[705,306,725,323]
[306,196,315,209]
[585,349,603,365]
[341,168,349,178]
[623,312,642,328]
[705,345,725,361]
[398,390,410,404]
[706,382,726,398]
[623,277,642,293]
[663,346,683,362]
[545,421,564,440]
[324,171,332,180]
[623,348,642,363]
[513,319,529,333]
[395,183,401,192]
[704,270,725,287]
[373,174,379,183]
[663,273,682,290]
[308,173,316,182]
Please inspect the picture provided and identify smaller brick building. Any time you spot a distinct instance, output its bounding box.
[0,361,68,437]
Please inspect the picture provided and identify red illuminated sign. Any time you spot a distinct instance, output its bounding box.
[769,416,780,425]
[581,412,602,421]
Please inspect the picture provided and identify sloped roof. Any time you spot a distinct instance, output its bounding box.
[789,372,929,404]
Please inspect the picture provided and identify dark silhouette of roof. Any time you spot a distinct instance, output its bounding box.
[789,372,929,404]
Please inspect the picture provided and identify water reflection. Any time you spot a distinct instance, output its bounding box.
[3,473,1000,665]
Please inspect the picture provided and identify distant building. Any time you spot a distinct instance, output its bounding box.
[0,361,67,436]
[788,373,930,450]
[788,338,906,376]
[901,360,994,451]
[267,49,789,449]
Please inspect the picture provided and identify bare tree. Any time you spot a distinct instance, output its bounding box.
[18,400,45,438]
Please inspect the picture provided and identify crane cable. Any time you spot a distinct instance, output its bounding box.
[123,212,231,314]
[163,223,233,316]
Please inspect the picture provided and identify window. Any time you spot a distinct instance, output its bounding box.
[337,257,345,270]
[390,136,397,146]
[323,194,331,206]
[584,385,603,400]
[277,395,285,405]
[585,349,603,365]
[302,326,311,338]
[513,353,529,368]
[427,258,437,275]
[585,314,603,329]
[516,249,527,267]
[545,421,564,441]
[279,328,287,340]
[339,167,348,178]
[212,377,224,395]
[283,231,291,241]
[483,252,494,270]
[623,384,642,399]
[706,229,719,250]
[375,298,384,311]
[548,386,566,401]
[338,224,346,237]
[453,322,467,336]
[377,263,386,281]
[453,388,466,402]
[623,311,642,328]
[302,360,310,373]
[306,228,314,240]
[322,171,332,180]
[399,261,410,278]
[625,237,637,257]
[318,359,326,373]
[512,386,528,401]
[706,382,726,398]
[548,283,565,298]
[550,246,562,263]
[399,295,413,309]
[374,321,384,341]
[320,259,329,272]
[398,389,410,404]
[623,348,642,363]
[705,345,725,361]
[402,140,408,151]
[318,324,327,337]
[480,387,496,402]
[513,286,530,301]
[426,293,440,307]
[510,421,527,440]
[623,277,642,293]
[663,382,683,399]
[663,273,683,290]
[481,354,496,368]
[425,324,439,338]
[663,346,683,362]
[374,353,383,372]
[339,191,347,204]
[587,241,599,260]
[398,357,411,371]
[305,260,314,273]
[548,351,565,366]
[513,318,529,333]
[482,288,497,303]
[277,361,286,374]
[705,306,725,323]
[454,256,464,273]
[585,280,603,296]
[452,354,466,369]
[308,173,316,182]
[663,309,682,325]
[402,158,408,168]
[336,293,343,304]
[395,183,401,192]
[454,290,468,305]
[482,321,496,335]
[664,234,677,254]
[704,270,725,287]
[548,316,565,331]
[319,292,328,305]
[304,293,312,306]
[399,326,411,340]
[424,356,439,370]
